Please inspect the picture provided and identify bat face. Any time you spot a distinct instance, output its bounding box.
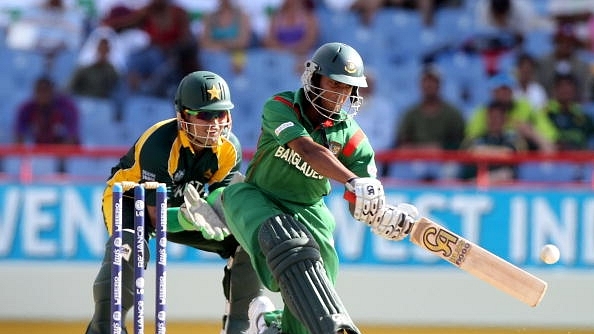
[410,217,547,307]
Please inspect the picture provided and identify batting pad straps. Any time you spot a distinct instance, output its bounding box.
[258,214,360,334]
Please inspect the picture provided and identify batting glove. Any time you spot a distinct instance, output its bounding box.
[370,203,418,241]
[344,177,385,224]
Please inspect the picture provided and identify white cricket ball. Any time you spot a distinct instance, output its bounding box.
[540,244,560,264]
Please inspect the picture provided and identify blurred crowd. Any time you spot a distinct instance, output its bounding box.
[1,0,594,183]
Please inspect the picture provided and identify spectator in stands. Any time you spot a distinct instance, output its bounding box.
[393,65,466,150]
[346,0,462,27]
[231,0,283,43]
[383,66,466,180]
[67,36,121,100]
[199,0,253,74]
[470,0,553,75]
[542,73,594,150]
[465,72,557,152]
[99,3,152,69]
[13,76,80,172]
[6,0,85,55]
[536,23,594,102]
[104,0,199,98]
[261,0,319,58]
[459,100,528,182]
[548,0,594,29]
[474,0,552,37]
[513,53,548,112]
[199,0,253,52]
[14,76,80,145]
[348,0,384,26]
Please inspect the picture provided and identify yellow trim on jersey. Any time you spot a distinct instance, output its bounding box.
[104,120,171,234]
[210,136,239,184]
[168,130,185,176]
[178,129,195,153]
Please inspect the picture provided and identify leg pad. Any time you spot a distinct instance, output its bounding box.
[258,214,360,334]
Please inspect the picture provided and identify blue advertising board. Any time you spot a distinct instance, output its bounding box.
[1,183,593,268]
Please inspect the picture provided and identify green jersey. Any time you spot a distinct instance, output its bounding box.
[245,89,377,205]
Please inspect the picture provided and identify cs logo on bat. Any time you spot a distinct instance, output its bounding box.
[421,226,471,266]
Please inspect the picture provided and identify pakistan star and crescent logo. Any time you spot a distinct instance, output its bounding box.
[207,85,221,100]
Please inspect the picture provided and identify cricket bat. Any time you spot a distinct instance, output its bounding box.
[409,217,548,307]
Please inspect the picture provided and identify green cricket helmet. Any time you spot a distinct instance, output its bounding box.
[175,71,234,148]
[301,42,367,121]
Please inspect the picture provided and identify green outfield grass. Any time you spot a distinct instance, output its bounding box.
[1,321,591,334]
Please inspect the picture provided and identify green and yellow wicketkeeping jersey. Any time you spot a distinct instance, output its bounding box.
[245,89,377,205]
[103,118,242,234]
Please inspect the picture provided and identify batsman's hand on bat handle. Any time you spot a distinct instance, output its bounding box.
[370,203,418,241]
[178,184,230,241]
[344,177,385,224]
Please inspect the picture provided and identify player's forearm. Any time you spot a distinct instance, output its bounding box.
[301,145,356,183]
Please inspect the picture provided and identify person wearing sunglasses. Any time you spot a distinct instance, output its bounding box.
[85,70,264,334]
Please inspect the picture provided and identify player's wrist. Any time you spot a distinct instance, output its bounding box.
[343,177,358,203]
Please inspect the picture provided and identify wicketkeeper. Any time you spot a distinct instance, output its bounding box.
[85,70,263,334]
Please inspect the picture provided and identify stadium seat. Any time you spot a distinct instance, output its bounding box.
[384,161,456,182]
[371,8,423,62]
[242,48,301,95]
[517,162,588,183]
[2,156,63,176]
[66,157,119,180]
[121,94,175,143]
[5,49,46,89]
[48,49,78,88]
[434,7,475,47]
[76,97,125,146]
[435,52,489,116]
[0,90,28,144]
[316,8,361,46]
[199,49,234,80]
[374,57,422,108]
[523,29,553,58]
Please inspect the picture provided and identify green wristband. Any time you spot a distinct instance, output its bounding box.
[206,187,224,206]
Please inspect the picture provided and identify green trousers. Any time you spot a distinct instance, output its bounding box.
[222,182,339,334]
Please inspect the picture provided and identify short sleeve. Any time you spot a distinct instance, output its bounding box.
[262,96,309,146]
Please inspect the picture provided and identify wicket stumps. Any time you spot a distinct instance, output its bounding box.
[111,182,168,334]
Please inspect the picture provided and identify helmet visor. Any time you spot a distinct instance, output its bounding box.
[184,109,229,121]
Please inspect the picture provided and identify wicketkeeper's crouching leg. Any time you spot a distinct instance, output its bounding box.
[221,246,266,333]
[258,214,360,334]
[85,230,149,334]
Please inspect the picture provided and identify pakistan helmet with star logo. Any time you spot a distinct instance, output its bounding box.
[175,70,234,148]
[301,42,367,121]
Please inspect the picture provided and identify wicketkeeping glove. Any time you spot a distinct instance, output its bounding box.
[178,184,230,241]
[344,177,385,224]
[370,203,418,241]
